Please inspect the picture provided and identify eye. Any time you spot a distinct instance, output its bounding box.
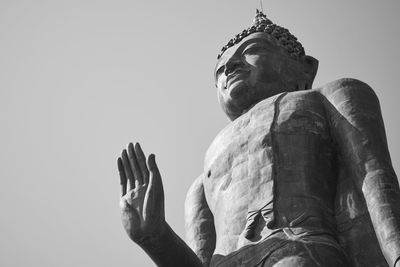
[215,65,225,79]
[242,46,264,55]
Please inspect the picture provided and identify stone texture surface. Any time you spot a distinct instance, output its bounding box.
[185,79,399,266]
[118,25,400,266]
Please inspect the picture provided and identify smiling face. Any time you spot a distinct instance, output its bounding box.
[215,32,317,121]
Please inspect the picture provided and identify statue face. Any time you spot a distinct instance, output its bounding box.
[215,32,314,121]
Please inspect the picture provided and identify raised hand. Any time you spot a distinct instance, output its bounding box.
[118,142,165,244]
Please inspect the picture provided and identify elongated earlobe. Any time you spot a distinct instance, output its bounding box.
[303,55,319,87]
[295,81,309,91]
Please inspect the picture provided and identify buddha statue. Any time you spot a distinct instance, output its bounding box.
[116,10,400,267]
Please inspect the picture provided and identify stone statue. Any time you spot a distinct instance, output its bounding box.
[116,10,400,267]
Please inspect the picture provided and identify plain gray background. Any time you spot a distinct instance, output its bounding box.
[1,1,399,266]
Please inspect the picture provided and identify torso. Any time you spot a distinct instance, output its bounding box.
[203,89,338,256]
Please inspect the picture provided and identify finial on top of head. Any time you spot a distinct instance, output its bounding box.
[253,9,272,27]
[217,9,305,60]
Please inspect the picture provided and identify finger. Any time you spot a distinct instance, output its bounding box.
[122,149,135,190]
[134,142,149,185]
[117,157,127,197]
[128,143,143,187]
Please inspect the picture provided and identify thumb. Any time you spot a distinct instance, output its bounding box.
[147,154,162,188]
[143,154,164,220]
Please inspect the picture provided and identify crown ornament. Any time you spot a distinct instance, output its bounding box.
[253,9,273,27]
[217,9,305,60]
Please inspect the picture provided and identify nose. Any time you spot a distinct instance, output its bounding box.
[224,57,242,76]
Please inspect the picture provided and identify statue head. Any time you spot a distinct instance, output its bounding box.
[215,10,319,121]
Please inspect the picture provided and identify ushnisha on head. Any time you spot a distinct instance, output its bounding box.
[217,9,305,60]
[215,10,318,121]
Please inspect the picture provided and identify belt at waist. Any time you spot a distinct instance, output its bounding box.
[211,227,344,267]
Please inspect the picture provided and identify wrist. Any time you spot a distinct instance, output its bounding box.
[136,221,203,267]
[137,220,169,246]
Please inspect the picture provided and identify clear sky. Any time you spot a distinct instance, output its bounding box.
[1,1,399,266]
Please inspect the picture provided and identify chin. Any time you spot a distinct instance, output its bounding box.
[219,82,258,120]
[228,80,251,98]
[227,89,253,113]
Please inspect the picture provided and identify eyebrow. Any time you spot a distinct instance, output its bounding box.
[215,37,273,71]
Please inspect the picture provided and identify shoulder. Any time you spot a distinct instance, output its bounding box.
[185,174,205,205]
[315,78,378,103]
[187,174,204,194]
[314,78,382,121]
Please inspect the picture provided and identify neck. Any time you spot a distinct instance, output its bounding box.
[225,82,312,121]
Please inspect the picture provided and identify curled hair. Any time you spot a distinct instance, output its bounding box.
[217,10,305,60]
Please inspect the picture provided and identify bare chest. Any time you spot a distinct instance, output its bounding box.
[203,91,330,221]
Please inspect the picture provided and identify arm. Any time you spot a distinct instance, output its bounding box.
[320,78,400,267]
[185,175,216,266]
[118,142,203,267]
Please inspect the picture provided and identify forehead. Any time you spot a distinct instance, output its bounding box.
[215,32,281,70]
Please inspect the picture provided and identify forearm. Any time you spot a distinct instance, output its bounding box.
[138,222,203,267]
[363,169,400,267]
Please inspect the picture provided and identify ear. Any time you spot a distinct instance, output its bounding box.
[303,55,319,88]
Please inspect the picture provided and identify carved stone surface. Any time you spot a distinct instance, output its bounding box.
[117,10,400,267]
[196,79,395,267]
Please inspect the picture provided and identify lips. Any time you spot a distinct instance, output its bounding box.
[226,70,250,89]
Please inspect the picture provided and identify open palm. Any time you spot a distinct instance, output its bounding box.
[118,142,165,244]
